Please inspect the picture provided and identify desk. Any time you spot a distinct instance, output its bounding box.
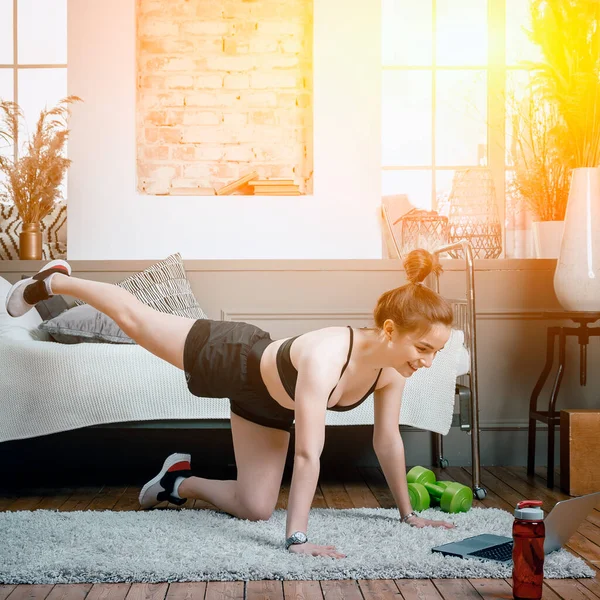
[527,312,600,489]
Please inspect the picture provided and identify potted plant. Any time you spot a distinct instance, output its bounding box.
[507,85,571,258]
[0,96,80,260]
[524,0,600,309]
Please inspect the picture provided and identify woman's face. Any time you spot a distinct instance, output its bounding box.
[386,321,451,377]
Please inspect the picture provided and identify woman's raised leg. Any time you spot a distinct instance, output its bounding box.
[50,273,196,370]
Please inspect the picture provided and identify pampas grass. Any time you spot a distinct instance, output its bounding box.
[0,96,81,224]
[508,87,571,221]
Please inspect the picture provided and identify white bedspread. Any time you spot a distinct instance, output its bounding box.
[0,329,467,442]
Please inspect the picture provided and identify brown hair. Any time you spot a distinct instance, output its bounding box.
[373,249,453,332]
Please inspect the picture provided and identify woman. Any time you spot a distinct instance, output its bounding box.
[7,248,456,559]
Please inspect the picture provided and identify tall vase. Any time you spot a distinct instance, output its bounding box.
[553,167,600,311]
[19,222,43,260]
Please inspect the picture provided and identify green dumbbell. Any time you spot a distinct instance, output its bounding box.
[407,467,441,510]
[406,466,437,486]
[429,481,453,507]
[406,467,472,513]
[407,482,430,511]
[423,481,473,513]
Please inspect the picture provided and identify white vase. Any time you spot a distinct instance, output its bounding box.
[554,167,600,311]
[532,220,564,259]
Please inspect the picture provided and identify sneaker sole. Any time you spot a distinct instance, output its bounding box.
[5,259,72,317]
[138,452,191,510]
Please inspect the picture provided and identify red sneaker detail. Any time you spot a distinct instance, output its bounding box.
[168,461,191,472]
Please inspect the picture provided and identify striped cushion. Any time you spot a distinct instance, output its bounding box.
[75,253,207,320]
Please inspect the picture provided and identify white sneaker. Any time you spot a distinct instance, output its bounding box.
[139,453,192,509]
[5,259,71,317]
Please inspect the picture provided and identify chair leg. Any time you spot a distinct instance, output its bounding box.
[546,330,566,489]
[528,328,557,475]
[547,419,555,489]
[527,417,537,476]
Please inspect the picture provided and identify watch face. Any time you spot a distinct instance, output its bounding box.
[287,531,308,548]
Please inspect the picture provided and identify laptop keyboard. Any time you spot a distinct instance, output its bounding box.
[469,541,513,562]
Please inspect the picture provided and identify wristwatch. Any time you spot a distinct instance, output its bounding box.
[285,531,308,550]
[400,511,418,524]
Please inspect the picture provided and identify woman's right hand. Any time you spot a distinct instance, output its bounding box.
[288,542,346,559]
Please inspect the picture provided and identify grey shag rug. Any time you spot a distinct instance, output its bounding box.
[0,507,594,584]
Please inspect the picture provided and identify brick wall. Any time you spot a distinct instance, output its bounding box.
[136,0,313,195]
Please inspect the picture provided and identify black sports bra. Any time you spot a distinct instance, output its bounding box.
[275,326,382,411]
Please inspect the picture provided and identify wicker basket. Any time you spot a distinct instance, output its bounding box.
[394,208,449,257]
[447,169,502,259]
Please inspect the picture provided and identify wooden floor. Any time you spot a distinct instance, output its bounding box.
[1,465,599,600]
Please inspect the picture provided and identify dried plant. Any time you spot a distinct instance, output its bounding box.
[508,86,571,221]
[0,96,81,224]
[524,0,600,168]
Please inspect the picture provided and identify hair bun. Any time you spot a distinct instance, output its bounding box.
[403,248,443,284]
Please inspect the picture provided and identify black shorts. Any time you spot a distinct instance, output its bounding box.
[183,319,295,432]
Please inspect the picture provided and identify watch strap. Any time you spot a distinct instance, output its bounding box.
[285,531,308,550]
[400,511,418,523]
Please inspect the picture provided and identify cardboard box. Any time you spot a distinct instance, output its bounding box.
[560,410,600,496]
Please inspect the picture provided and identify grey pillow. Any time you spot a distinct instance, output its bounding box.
[73,253,207,319]
[34,294,70,321]
[39,304,136,344]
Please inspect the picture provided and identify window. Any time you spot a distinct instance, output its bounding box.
[0,0,67,184]
[382,0,542,257]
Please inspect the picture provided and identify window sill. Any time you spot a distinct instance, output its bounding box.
[0,257,556,272]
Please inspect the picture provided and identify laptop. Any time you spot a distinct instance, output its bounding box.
[431,490,600,563]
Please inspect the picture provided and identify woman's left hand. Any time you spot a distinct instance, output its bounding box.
[406,515,455,529]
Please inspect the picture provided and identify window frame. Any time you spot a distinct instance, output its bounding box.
[382,0,522,258]
[0,0,68,159]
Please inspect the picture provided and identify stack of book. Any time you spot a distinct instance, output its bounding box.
[248,179,301,195]
[215,171,258,196]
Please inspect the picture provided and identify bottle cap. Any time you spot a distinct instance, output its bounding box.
[514,500,544,520]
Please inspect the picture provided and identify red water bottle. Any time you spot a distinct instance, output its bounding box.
[512,500,545,600]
